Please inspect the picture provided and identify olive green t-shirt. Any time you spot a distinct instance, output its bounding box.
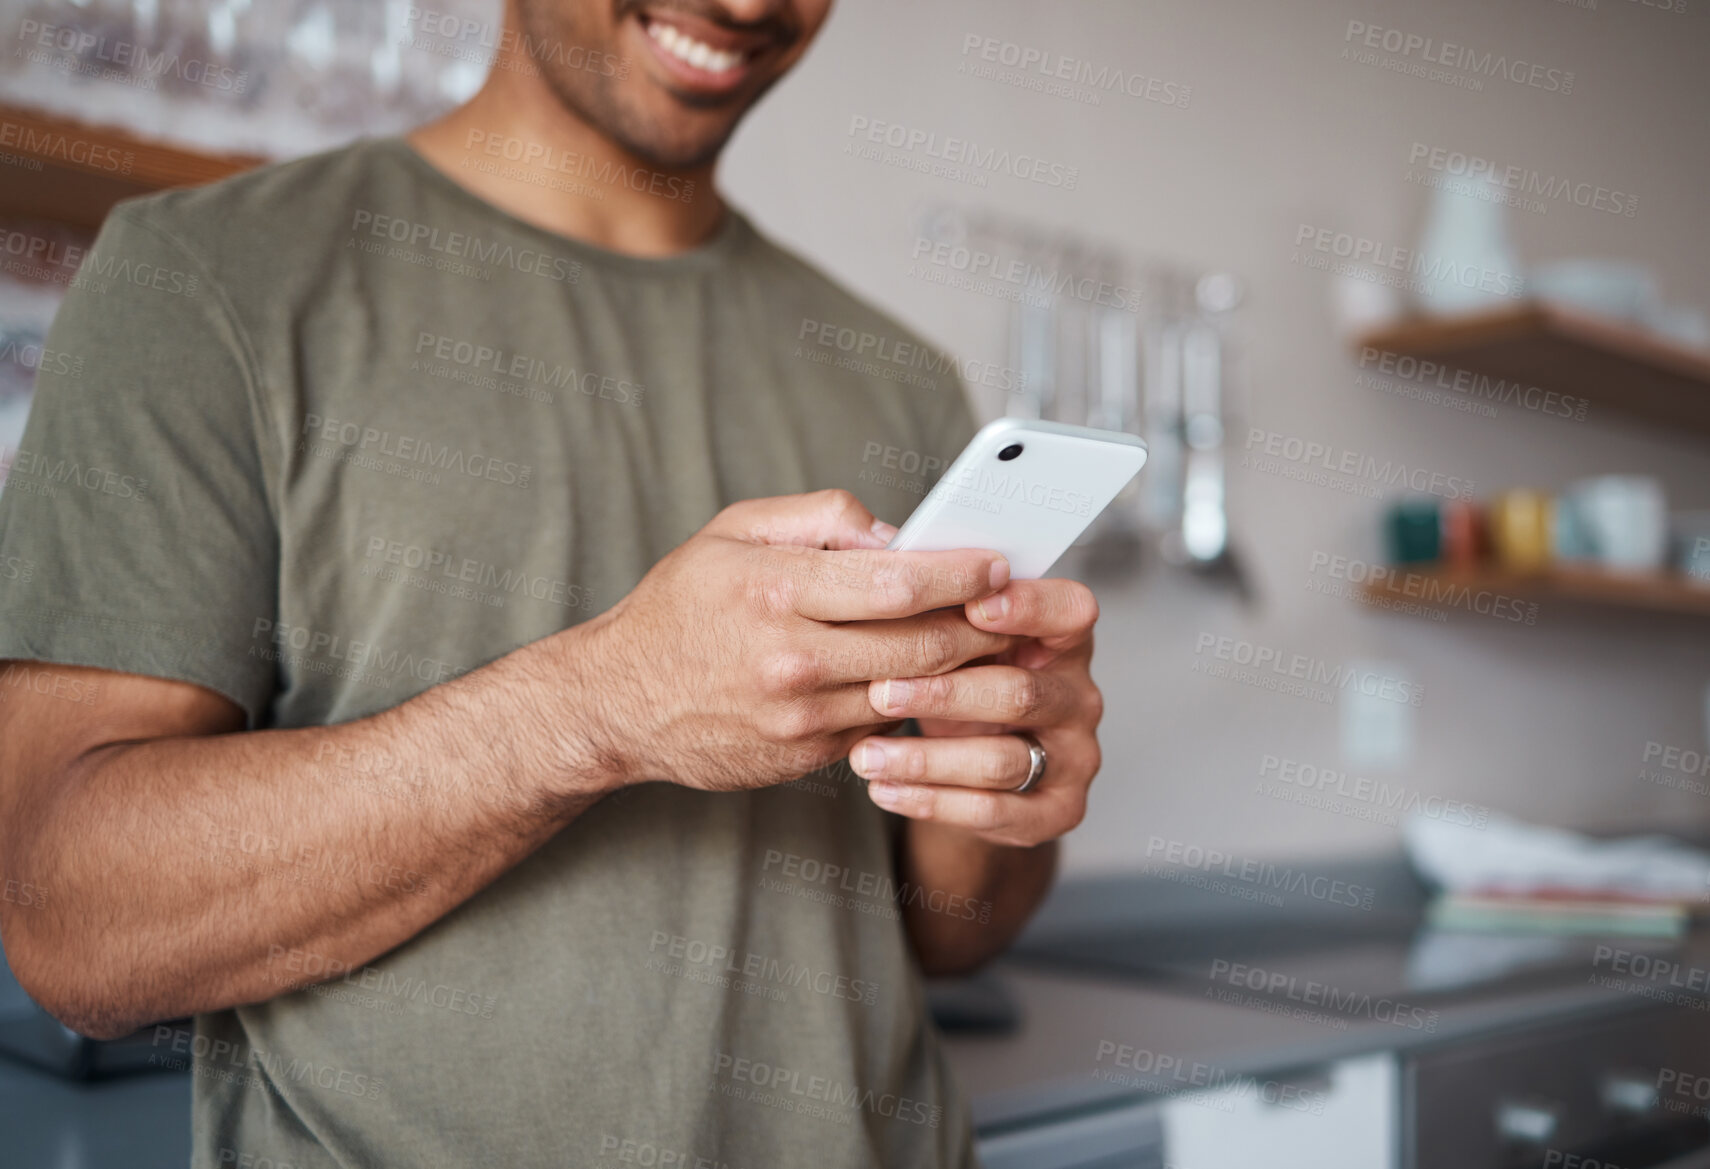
[0,138,981,1168]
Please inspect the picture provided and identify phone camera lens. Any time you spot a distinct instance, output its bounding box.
[998,443,1024,461]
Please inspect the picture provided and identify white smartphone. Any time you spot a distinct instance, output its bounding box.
[885,418,1148,579]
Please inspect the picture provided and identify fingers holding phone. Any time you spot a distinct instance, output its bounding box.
[844,419,1137,846]
[850,574,1104,849]
[575,489,1013,793]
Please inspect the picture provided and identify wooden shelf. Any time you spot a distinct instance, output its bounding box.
[0,103,262,229]
[1355,302,1710,437]
[1362,564,1710,620]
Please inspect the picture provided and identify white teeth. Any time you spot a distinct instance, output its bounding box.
[646,20,742,74]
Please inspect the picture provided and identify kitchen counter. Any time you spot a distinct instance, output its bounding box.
[943,959,1647,1134]
[935,861,1710,1166]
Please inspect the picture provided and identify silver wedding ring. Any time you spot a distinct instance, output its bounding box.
[1012,733,1047,794]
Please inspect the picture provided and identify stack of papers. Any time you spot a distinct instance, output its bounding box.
[1406,813,1710,939]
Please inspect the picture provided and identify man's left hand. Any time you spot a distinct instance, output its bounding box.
[849,578,1102,848]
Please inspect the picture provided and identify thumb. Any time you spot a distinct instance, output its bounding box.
[707,489,896,551]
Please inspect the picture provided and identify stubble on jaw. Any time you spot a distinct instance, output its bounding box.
[513,0,778,171]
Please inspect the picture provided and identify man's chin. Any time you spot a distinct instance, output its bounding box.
[606,115,735,172]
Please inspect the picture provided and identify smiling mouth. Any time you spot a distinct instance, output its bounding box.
[635,10,778,94]
[645,19,747,73]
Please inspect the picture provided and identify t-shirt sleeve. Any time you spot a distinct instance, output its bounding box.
[0,203,280,725]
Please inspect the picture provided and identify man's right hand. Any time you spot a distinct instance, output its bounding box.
[557,490,1012,794]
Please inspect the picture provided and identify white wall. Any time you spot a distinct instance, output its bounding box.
[721,0,1710,871]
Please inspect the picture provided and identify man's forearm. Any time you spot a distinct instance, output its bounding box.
[0,637,613,1039]
[898,818,1058,977]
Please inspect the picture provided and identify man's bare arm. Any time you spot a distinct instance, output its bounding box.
[0,490,1011,1039]
[0,645,611,1040]
[897,825,1059,977]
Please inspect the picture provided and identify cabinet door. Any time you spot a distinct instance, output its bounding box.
[1164,1053,1398,1169]
[1406,1004,1710,1169]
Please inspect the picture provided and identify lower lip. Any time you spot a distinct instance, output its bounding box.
[636,18,758,97]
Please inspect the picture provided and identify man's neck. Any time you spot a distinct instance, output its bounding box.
[407,64,725,258]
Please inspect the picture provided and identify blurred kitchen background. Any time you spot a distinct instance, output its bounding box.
[4,0,1710,1167]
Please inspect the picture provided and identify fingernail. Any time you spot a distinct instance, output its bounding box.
[871,518,899,542]
[868,781,900,807]
[857,741,888,778]
[880,679,913,713]
[975,592,1011,623]
[989,557,1011,591]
